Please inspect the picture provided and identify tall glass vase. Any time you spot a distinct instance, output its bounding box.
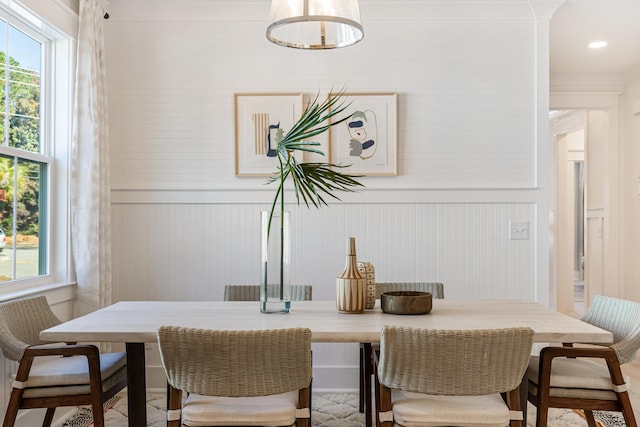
[261,210,291,313]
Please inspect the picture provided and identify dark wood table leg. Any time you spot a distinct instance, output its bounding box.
[363,342,373,427]
[359,343,365,412]
[125,342,147,427]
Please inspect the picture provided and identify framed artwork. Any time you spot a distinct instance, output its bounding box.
[329,92,397,176]
[234,93,304,176]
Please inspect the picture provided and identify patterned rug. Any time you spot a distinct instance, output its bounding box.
[62,392,626,427]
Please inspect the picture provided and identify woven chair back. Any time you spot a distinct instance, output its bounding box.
[224,284,312,301]
[0,296,62,361]
[375,282,444,299]
[378,326,533,396]
[157,326,312,397]
[581,295,640,364]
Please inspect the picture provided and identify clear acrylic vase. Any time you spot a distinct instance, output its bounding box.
[261,210,291,313]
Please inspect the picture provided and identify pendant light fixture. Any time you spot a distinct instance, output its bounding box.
[267,0,364,49]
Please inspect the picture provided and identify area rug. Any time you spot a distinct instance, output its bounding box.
[62,392,626,427]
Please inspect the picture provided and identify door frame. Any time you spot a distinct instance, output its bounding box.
[549,92,622,311]
[551,117,585,313]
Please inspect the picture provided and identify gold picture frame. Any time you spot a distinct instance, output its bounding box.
[329,92,398,176]
[234,93,304,176]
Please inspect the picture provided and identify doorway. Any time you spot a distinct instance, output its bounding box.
[550,109,608,316]
[573,161,585,314]
[552,118,585,315]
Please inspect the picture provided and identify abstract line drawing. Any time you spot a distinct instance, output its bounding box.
[252,113,281,158]
[329,92,397,176]
[253,112,270,156]
[235,93,303,176]
[266,123,283,158]
[347,110,378,160]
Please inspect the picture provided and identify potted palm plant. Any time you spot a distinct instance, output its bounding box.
[261,90,364,313]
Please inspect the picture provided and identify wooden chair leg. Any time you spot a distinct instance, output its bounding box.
[377,382,393,427]
[534,351,553,427]
[616,391,638,427]
[297,385,311,427]
[583,410,597,427]
[309,380,312,426]
[42,408,56,427]
[374,369,381,427]
[607,358,638,427]
[3,389,23,427]
[166,381,171,411]
[505,388,522,427]
[167,386,183,427]
[535,403,549,427]
[91,398,105,427]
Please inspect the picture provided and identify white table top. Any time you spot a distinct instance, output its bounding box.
[41,299,612,344]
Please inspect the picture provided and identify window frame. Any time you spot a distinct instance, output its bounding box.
[0,3,73,296]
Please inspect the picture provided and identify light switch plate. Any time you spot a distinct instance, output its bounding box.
[509,221,529,240]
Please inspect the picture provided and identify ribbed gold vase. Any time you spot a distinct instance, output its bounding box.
[336,237,366,314]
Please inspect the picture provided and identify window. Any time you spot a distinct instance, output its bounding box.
[0,4,72,289]
[0,19,46,283]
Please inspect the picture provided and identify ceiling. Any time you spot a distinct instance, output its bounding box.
[550,0,640,75]
[200,0,639,76]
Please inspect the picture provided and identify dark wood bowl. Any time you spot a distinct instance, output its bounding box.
[380,291,432,315]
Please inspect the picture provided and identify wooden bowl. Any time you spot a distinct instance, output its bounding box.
[380,291,432,315]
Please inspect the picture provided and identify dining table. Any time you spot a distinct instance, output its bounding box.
[40,299,612,427]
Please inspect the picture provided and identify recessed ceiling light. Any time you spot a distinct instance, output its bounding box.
[588,41,608,49]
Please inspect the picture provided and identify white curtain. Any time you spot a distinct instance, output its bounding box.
[71,0,112,317]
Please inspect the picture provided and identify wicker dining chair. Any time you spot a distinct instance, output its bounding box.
[157,326,313,427]
[223,284,313,301]
[527,295,640,427]
[0,296,127,427]
[375,326,534,427]
[359,282,445,421]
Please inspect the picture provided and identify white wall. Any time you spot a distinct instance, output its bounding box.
[622,67,640,303]
[107,3,539,191]
[106,0,556,391]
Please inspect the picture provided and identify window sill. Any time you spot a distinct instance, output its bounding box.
[0,280,76,304]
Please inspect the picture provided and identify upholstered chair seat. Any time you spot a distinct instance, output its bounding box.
[18,352,126,398]
[180,390,301,427]
[528,355,631,401]
[389,390,513,427]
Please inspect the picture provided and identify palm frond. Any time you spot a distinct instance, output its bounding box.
[266,91,364,224]
[280,89,353,148]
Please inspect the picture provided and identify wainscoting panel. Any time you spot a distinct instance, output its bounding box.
[111,202,535,301]
[111,200,535,390]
